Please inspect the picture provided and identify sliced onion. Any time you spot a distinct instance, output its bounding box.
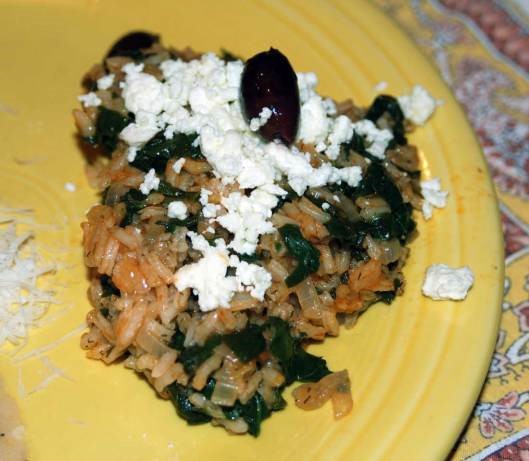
[211,379,239,407]
[298,197,330,223]
[294,278,322,320]
[292,370,352,420]
[365,235,402,265]
[135,320,173,357]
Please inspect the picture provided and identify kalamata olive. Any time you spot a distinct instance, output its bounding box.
[106,31,160,59]
[241,48,300,145]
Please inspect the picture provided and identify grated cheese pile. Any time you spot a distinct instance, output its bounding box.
[0,219,55,348]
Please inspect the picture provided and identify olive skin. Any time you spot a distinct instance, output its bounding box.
[241,48,300,145]
[106,31,160,59]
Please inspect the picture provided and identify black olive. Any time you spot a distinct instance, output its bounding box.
[106,31,160,60]
[241,48,300,146]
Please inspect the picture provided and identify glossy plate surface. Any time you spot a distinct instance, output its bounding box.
[0,1,503,460]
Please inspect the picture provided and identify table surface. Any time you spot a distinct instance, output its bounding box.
[373,1,529,460]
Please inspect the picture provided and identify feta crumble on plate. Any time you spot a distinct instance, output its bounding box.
[421,177,448,220]
[422,264,474,301]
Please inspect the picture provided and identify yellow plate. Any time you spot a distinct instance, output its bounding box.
[0,0,504,460]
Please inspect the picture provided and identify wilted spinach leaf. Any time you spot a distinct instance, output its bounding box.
[223,324,265,362]
[167,384,212,425]
[131,131,203,173]
[179,334,222,374]
[376,279,402,304]
[219,48,242,62]
[237,252,261,263]
[84,107,131,154]
[289,347,330,383]
[354,162,416,242]
[223,393,270,437]
[160,215,199,233]
[365,94,407,145]
[100,274,120,297]
[345,132,379,163]
[278,224,320,287]
[157,180,200,200]
[266,317,330,385]
[120,188,148,227]
[168,329,186,351]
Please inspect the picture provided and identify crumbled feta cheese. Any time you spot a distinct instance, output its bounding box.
[298,96,330,145]
[336,166,363,187]
[173,233,238,311]
[332,195,340,202]
[167,201,188,220]
[139,168,160,195]
[97,74,115,90]
[217,189,278,254]
[249,107,272,131]
[374,81,388,92]
[353,120,393,159]
[120,111,160,146]
[422,264,474,301]
[172,158,186,174]
[398,85,438,125]
[113,54,441,311]
[173,233,272,311]
[421,178,448,220]
[233,258,272,300]
[296,72,318,104]
[78,92,101,107]
[122,71,167,115]
[322,202,330,210]
[325,115,354,160]
[199,188,221,218]
[126,146,138,162]
[64,182,76,192]
[322,98,337,115]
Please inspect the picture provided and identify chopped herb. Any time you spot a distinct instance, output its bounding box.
[167,384,212,425]
[223,324,265,362]
[179,334,222,374]
[120,188,148,227]
[131,131,203,173]
[274,242,283,252]
[100,274,120,297]
[365,94,407,145]
[278,224,320,287]
[85,107,132,154]
[223,393,270,437]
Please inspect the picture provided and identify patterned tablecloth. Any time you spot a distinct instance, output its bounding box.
[372,1,529,459]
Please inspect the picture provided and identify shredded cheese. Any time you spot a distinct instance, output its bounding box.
[0,213,56,349]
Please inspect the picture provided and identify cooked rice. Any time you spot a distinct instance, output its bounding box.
[75,37,424,436]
